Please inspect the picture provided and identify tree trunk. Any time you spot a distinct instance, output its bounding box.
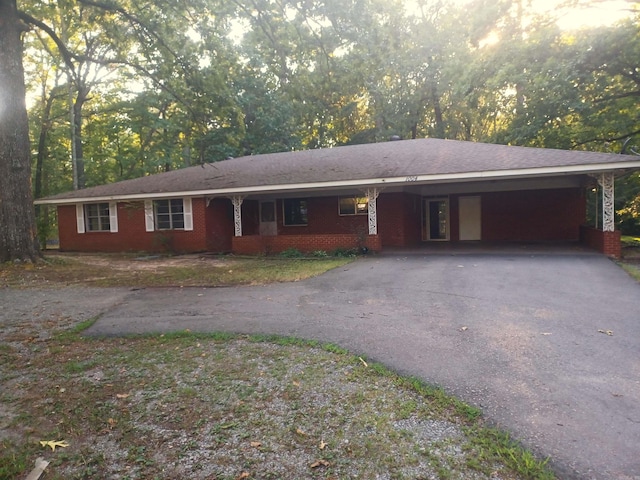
[34,87,56,204]
[73,86,89,189]
[0,0,39,262]
[431,84,445,139]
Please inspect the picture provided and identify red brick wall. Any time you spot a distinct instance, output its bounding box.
[276,197,368,236]
[580,226,621,258]
[378,192,422,247]
[57,188,590,254]
[58,198,211,253]
[479,188,586,242]
[205,198,234,252]
[233,234,381,255]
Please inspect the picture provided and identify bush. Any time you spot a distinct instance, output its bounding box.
[331,247,359,258]
[279,247,304,258]
[311,250,329,258]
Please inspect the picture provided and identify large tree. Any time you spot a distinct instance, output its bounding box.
[0,0,39,262]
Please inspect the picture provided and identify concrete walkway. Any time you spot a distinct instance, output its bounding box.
[84,252,640,479]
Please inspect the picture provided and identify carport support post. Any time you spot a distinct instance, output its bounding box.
[231,195,244,237]
[366,187,380,235]
[597,172,615,232]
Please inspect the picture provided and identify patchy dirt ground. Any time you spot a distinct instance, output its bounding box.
[0,255,554,480]
[0,252,351,289]
[0,288,543,480]
[65,252,233,271]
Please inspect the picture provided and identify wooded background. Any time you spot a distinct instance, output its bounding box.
[17,0,640,242]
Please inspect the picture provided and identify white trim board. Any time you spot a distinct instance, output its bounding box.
[34,160,640,205]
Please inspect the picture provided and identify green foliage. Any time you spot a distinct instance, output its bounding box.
[331,247,359,257]
[278,247,304,258]
[19,0,640,223]
[0,440,34,479]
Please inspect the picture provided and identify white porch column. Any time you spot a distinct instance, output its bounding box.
[231,195,245,237]
[598,172,615,232]
[365,187,380,235]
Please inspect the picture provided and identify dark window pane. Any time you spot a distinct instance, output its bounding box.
[339,197,355,215]
[283,199,308,226]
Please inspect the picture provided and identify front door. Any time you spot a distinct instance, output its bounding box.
[260,201,277,236]
[423,197,449,241]
[458,195,482,241]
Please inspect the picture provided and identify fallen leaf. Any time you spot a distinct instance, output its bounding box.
[236,472,249,479]
[319,440,327,450]
[597,329,614,336]
[292,381,300,387]
[116,393,129,399]
[310,459,330,468]
[296,428,306,436]
[250,441,262,448]
[459,326,468,331]
[358,357,368,368]
[108,418,117,429]
[39,440,69,451]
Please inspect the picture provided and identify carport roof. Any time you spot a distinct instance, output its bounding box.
[36,138,640,204]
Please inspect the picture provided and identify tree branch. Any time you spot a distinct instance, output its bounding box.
[18,11,76,75]
[594,90,640,103]
[572,129,640,151]
[77,0,185,70]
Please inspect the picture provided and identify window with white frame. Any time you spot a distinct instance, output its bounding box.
[155,199,185,229]
[283,198,308,226]
[144,198,193,232]
[85,203,111,231]
[76,202,118,233]
[339,196,368,215]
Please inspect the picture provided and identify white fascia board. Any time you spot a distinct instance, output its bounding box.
[34,159,640,205]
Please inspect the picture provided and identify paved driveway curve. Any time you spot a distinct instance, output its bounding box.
[86,253,640,480]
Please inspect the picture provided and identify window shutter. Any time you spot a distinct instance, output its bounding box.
[183,198,193,231]
[76,204,85,234]
[109,202,118,233]
[144,200,155,232]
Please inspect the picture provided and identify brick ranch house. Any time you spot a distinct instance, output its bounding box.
[35,138,640,258]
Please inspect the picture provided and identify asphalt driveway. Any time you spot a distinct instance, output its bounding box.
[84,252,640,479]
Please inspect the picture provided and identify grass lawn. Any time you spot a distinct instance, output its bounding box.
[0,252,353,288]
[0,253,556,479]
[621,236,640,282]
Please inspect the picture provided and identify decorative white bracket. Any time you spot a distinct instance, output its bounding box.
[365,187,381,235]
[597,172,615,232]
[231,195,245,237]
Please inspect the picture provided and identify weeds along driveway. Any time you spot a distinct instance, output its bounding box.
[85,253,640,480]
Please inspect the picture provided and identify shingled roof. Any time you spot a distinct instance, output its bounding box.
[36,138,640,204]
